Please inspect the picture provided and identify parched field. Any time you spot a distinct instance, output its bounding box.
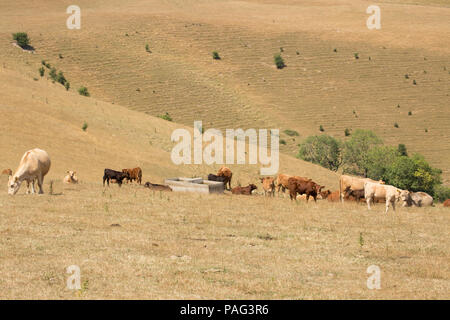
[0,181,448,299]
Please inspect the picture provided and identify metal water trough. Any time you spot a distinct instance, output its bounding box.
[164,177,224,194]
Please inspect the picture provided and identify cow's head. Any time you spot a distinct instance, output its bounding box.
[8,176,21,195]
[249,184,258,192]
[400,190,411,205]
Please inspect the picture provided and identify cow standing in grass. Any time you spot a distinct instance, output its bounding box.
[260,177,275,197]
[122,167,142,184]
[217,166,232,190]
[364,181,401,213]
[8,148,51,195]
[103,169,129,187]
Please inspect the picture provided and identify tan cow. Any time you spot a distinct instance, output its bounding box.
[217,166,232,190]
[260,177,275,197]
[364,181,401,213]
[400,191,433,207]
[8,148,51,195]
[63,171,78,184]
[339,175,384,202]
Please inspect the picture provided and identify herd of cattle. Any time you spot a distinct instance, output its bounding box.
[3,148,450,212]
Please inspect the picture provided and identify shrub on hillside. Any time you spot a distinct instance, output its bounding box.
[158,112,172,122]
[12,32,30,48]
[319,125,324,132]
[274,54,285,69]
[283,129,299,137]
[82,122,88,131]
[344,128,351,136]
[49,68,57,81]
[65,82,70,91]
[39,67,45,77]
[398,144,408,156]
[78,86,90,97]
[212,51,221,60]
[56,71,67,85]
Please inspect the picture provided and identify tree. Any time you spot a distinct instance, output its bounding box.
[365,146,399,181]
[385,154,441,194]
[274,54,285,69]
[342,129,383,176]
[12,32,30,48]
[78,86,90,97]
[297,135,342,171]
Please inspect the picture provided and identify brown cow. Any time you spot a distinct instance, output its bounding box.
[443,199,450,207]
[231,184,257,195]
[327,190,341,202]
[275,173,311,196]
[260,177,275,197]
[288,177,324,202]
[217,166,232,190]
[1,169,12,176]
[122,167,142,184]
[144,181,172,192]
[319,189,332,200]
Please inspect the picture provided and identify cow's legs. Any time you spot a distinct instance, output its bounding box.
[26,180,31,194]
[37,174,44,194]
[366,196,372,210]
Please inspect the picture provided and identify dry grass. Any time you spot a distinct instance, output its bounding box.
[0,181,448,299]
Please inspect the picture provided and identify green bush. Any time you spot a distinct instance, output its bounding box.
[158,112,172,121]
[280,139,287,145]
[297,135,342,171]
[56,71,67,85]
[385,154,441,195]
[342,129,383,176]
[49,68,57,81]
[65,82,70,91]
[283,129,299,137]
[344,128,351,136]
[398,144,408,156]
[354,53,359,59]
[78,86,90,97]
[82,122,88,131]
[394,122,399,128]
[12,32,30,48]
[212,51,221,60]
[145,44,151,53]
[274,54,285,69]
[38,67,45,77]
[433,185,450,202]
[319,125,324,132]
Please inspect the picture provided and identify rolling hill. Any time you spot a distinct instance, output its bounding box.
[0,0,449,183]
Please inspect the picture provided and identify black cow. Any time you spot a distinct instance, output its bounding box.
[103,169,129,187]
[207,174,227,184]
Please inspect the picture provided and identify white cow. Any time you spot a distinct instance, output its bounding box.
[400,191,433,207]
[8,148,51,195]
[63,171,78,184]
[364,181,402,213]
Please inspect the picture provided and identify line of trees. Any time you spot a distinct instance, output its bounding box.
[297,129,449,200]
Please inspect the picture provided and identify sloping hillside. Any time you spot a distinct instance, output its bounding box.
[0,0,448,182]
[0,67,339,189]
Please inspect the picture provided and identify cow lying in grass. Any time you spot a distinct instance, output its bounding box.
[103,169,129,187]
[144,181,172,192]
[231,184,257,195]
[400,191,433,207]
[63,171,78,184]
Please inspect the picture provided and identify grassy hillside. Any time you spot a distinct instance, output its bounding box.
[0,0,448,182]
[0,66,339,189]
